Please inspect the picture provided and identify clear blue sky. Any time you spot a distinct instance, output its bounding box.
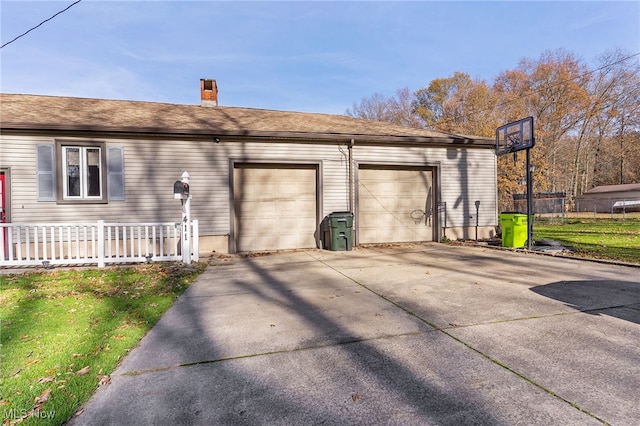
[1,1,638,114]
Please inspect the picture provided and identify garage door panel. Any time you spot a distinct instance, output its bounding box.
[277,183,297,197]
[256,218,275,229]
[359,197,383,210]
[234,165,317,252]
[375,182,396,195]
[237,201,278,216]
[397,182,418,196]
[297,200,316,212]
[245,168,275,181]
[397,197,420,209]
[253,185,277,199]
[298,189,316,199]
[358,168,433,244]
[277,200,297,214]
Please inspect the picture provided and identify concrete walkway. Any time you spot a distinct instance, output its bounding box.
[69,244,640,425]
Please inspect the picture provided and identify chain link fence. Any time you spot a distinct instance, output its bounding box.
[512,193,640,222]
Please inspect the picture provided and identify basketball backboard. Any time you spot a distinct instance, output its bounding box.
[496,117,534,156]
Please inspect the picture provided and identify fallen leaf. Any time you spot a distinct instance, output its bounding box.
[76,366,90,376]
[26,359,40,366]
[351,393,361,402]
[98,375,111,387]
[34,388,52,404]
[10,369,21,377]
[38,377,55,384]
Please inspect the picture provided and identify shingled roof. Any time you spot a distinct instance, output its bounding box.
[0,93,494,146]
[583,183,640,194]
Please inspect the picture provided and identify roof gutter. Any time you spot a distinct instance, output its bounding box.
[0,123,495,148]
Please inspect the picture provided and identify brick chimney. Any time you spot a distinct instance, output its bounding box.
[200,79,218,107]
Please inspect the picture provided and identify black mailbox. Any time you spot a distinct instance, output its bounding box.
[174,180,189,199]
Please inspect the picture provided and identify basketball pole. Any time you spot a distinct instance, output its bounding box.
[526,148,533,250]
[496,116,535,250]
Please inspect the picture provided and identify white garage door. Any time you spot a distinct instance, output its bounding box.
[233,164,317,252]
[358,167,434,244]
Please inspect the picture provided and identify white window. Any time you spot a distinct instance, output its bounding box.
[36,142,124,203]
[62,146,103,199]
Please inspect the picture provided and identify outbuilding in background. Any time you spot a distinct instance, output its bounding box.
[574,183,640,213]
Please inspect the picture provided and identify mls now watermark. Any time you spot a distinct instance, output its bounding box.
[4,408,56,420]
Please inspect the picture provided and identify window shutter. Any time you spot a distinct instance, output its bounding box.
[107,146,125,201]
[36,144,55,201]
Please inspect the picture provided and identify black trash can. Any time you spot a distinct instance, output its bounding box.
[327,211,353,251]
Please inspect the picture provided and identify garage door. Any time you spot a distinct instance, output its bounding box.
[233,164,317,252]
[358,167,434,244]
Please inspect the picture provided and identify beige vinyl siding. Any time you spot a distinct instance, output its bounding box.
[2,136,54,222]
[1,134,497,248]
[1,136,229,234]
[353,145,497,231]
[440,147,498,228]
[1,135,353,239]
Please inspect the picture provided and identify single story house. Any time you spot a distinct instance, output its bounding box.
[0,80,497,256]
[575,183,640,213]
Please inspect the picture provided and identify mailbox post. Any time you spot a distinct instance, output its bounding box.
[173,171,191,264]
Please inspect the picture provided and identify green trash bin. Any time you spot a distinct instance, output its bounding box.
[328,211,353,251]
[499,212,528,248]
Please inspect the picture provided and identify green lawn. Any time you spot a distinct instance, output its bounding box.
[534,219,640,264]
[0,262,206,426]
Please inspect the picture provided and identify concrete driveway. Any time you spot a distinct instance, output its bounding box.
[70,244,640,425]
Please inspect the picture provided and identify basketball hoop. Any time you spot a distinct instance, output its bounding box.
[496,116,534,156]
[410,209,425,224]
[496,117,535,250]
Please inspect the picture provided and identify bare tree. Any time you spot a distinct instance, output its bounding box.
[346,88,425,128]
[345,92,394,122]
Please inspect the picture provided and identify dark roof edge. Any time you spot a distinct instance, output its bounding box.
[0,123,496,148]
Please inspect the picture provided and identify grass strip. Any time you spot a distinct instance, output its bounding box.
[0,262,206,425]
[534,219,640,264]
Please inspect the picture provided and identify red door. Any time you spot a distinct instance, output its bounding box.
[1,172,6,258]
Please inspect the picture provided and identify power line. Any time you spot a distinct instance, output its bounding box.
[1,0,83,50]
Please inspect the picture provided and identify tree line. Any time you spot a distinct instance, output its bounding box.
[345,49,640,211]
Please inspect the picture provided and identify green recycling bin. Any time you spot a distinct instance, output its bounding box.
[499,212,528,248]
[328,211,353,251]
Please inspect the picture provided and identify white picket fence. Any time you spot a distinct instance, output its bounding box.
[0,220,199,268]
